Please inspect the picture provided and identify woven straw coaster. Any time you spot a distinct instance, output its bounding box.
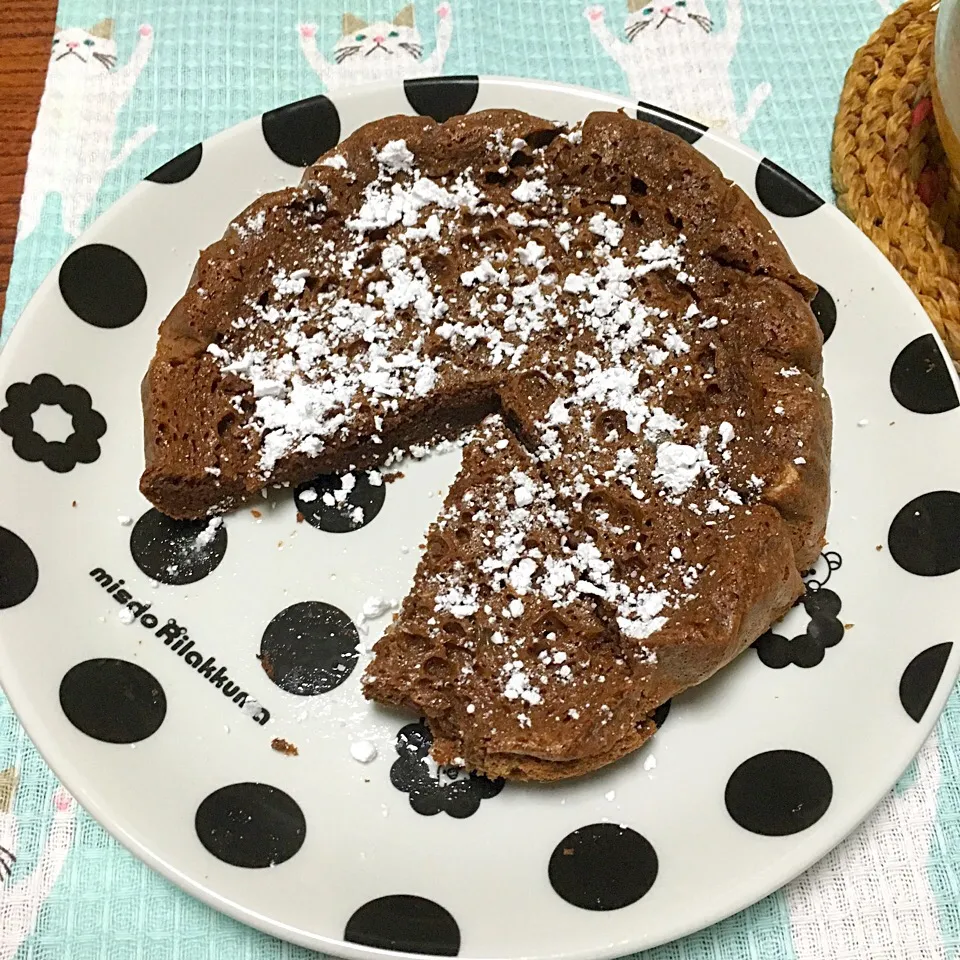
[833,0,960,360]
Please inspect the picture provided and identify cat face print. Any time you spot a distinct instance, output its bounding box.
[50,19,118,72]
[625,0,713,40]
[333,6,425,63]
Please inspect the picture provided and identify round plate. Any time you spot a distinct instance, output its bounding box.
[1,77,958,959]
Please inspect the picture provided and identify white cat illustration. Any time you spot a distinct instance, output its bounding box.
[786,731,947,959]
[584,0,771,139]
[18,19,156,242]
[0,769,77,960]
[298,4,453,92]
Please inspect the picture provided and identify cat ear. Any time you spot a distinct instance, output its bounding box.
[0,768,18,814]
[394,5,416,28]
[627,0,646,10]
[88,18,115,40]
[342,13,368,35]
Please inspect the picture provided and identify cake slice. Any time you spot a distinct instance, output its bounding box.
[363,415,802,781]
[363,417,664,781]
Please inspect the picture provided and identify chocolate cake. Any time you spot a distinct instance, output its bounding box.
[140,108,831,780]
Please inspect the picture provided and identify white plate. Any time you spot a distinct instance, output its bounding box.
[0,77,958,959]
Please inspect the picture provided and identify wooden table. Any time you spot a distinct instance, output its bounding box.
[0,1,58,317]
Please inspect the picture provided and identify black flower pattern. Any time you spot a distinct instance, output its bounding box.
[753,551,844,668]
[0,374,106,472]
[390,721,504,819]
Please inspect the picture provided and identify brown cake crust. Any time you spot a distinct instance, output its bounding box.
[364,418,802,781]
[140,108,831,780]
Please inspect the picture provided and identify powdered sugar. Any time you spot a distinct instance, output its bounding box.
[350,740,378,763]
[653,441,710,496]
[502,663,543,705]
[195,516,222,550]
[588,212,624,247]
[375,139,415,174]
[511,178,549,203]
[196,122,810,743]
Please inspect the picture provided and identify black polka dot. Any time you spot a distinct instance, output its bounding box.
[259,601,359,696]
[345,895,460,956]
[195,782,305,868]
[725,750,832,836]
[295,470,386,533]
[899,642,953,722]
[810,284,836,343]
[806,615,843,649]
[636,102,706,145]
[889,333,960,414]
[888,491,960,576]
[390,721,504,819]
[0,527,38,609]
[802,588,842,618]
[792,633,825,668]
[404,76,479,123]
[60,658,166,743]
[755,159,824,218]
[262,95,341,167]
[146,143,203,183]
[754,586,844,670]
[129,509,227,585]
[755,631,791,668]
[59,244,147,329]
[0,374,107,472]
[549,823,658,911]
[651,698,671,728]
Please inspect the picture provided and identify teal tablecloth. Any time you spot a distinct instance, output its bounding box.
[0,1,957,958]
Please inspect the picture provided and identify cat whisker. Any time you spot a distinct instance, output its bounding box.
[334,45,361,63]
[690,13,713,32]
[93,52,116,70]
[0,845,15,881]
[399,42,423,58]
[625,20,650,40]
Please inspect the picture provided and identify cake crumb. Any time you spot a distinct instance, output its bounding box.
[271,738,299,756]
[259,652,275,680]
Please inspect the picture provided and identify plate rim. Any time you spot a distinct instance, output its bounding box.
[0,74,957,960]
